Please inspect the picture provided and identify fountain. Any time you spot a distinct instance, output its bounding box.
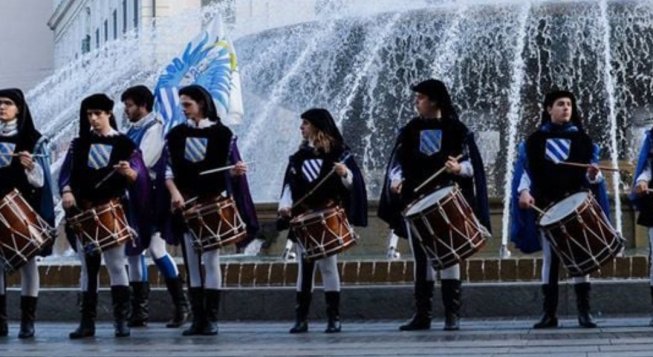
[22,0,653,256]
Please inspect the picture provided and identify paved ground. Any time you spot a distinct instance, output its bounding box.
[2,318,653,356]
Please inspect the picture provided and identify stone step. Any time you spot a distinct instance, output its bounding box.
[3,280,651,321]
[5,255,650,288]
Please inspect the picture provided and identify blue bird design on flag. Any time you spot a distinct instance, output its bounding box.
[154,15,243,135]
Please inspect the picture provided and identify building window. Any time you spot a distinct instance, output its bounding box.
[133,0,139,29]
[95,28,99,48]
[122,0,127,33]
[104,20,108,42]
[113,10,118,39]
[81,35,91,54]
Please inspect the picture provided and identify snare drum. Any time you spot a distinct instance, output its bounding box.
[290,206,358,261]
[182,196,247,252]
[538,191,623,276]
[403,185,489,270]
[67,199,133,254]
[0,189,54,272]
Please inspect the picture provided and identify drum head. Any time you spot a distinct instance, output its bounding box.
[539,192,588,226]
[405,186,454,216]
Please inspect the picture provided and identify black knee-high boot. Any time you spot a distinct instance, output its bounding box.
[324,291,341,333]
[399,280,434,331]
[533,284,559,329]
[441,280,461,331]
[18,296,37,338]
[112,286,131,337]
[128,281,149,327]
[0,294,7,337]
[69,292,97,339]
[575,282,597,328]
[165,277,190,328]
[289,291,312,333]
[203,289,220,335]
[182,288,206,336]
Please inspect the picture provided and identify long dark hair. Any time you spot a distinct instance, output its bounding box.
[179,85,221,123]
[301,108,345,153]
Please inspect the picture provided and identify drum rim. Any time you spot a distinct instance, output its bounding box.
[290,205,343,224]
[301,233,358,260]
[68,199,123,221]
[0,188,28,209]
[182,196,236,217]
[403,185,457,217]
[538,191,591,227]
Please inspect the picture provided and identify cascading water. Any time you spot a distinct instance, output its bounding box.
[499,1,532,256]
[23,0,653,251]
[235,0,653,240]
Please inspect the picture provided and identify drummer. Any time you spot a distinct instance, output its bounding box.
[511,89,608,329]
[121,85,190,328]
[164,84,257,336]
[0,88,55,339]
[378,79,490,331]
[278,108,367,334]
[59,93,150,339]
[630,118,653,326]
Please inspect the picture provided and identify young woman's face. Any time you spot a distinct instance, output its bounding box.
[180,95,203,121]
[0,97,19,122]
[547,97,573,125]
[87,109,112,133]
[415,93,437,117]
[300,119,316,140]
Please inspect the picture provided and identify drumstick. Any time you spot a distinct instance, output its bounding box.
[291,154,352,209]
[0,153,47,158]
[199,161,255,176]
[184,196,198,207]
[414,154,464,193]
[94,169,117,189]
[171,196,198,212]
[556,161,620,172]
[529,204,547,216]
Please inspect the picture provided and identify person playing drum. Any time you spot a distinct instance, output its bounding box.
[121,85,190,328]
[165,84,258,336]
[60,93,150,339]
[630,121,653,326]
[278,108,367,334]
[378,79,490,331]
[511,90,609,329]
[0,88,55,338]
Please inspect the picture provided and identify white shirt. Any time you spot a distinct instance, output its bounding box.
[127,113,164,180]
[388,160,474,189]
[636,136,653,184]
[517,167,604,193]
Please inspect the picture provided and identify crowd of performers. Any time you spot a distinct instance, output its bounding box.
[0,78,647,339]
